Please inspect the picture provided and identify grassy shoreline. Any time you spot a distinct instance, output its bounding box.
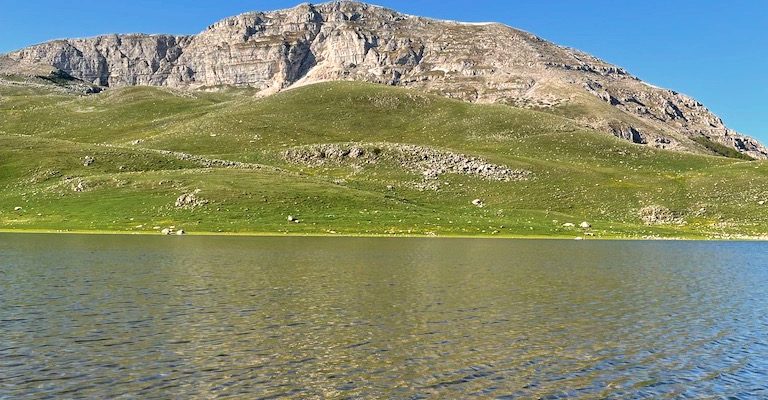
[1,228,761,241]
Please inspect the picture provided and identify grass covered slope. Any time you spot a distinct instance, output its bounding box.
[1,80,767,238]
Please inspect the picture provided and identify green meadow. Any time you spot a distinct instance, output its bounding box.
[1,80,766,238]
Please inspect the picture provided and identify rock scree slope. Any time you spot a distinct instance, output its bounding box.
[1,0,765,159]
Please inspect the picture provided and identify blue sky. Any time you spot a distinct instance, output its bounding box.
[1,1,766,141]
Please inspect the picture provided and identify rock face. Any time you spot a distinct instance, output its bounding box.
[3,1,765,158]
[7,34,190,87]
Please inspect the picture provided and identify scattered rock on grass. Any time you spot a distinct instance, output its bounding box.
[580,221,592,229]
[283,142,531,182]
[73,179,87,192]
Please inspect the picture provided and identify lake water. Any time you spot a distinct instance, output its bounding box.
[1,234,767,399]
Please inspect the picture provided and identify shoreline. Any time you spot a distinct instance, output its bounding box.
[0,228,763,241]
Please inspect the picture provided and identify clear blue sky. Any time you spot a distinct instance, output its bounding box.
[1,0,766,141]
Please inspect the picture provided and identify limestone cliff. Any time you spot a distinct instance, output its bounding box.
[3,1,765,158]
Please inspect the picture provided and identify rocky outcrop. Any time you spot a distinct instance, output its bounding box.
[639,205,685,225]
[3,1,765,158]
[175,190,209,209]
[283,142,531,182]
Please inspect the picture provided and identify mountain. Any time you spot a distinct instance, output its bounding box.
[2,2,768,239]
[1,0,765,159]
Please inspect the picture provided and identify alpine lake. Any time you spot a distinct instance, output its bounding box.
[1,234,767,398]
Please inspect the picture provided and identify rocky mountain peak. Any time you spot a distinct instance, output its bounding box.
[2,1,765,159]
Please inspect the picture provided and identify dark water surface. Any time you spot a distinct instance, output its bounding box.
[1,234,767,399]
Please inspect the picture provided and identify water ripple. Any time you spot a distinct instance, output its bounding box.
[1,235,767,398]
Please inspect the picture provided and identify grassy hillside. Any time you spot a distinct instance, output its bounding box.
[1,79,766,238]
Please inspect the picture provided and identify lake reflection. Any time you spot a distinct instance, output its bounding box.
[1,234,767,398]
